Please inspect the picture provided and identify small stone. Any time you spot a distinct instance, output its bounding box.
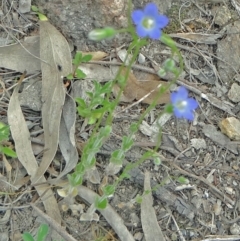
[219,117,240,141]
[133,232,143,241]
[213,199,222,216]
[191,138,206,150]
[230,223,240,235]
[225,186,234,195]
[138,53,146,64]
[228,83,240,103]
[213,5,231,27]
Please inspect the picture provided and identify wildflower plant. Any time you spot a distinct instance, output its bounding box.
[62,1,198,215]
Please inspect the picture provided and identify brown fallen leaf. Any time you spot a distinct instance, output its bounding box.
[113,68,170,104]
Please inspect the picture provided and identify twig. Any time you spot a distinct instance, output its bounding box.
[170,162,235,206]
[166,207,186,241]
[30,203,78,241]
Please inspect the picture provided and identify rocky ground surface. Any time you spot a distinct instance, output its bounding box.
[1,0,240,241]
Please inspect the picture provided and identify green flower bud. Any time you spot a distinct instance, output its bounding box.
[88,27,116,41]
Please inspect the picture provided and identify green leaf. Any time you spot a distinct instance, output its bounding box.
[31,5,39,12]
[68,173,83,186]
[102,185,115,197]
[0,123,10,142]
[157,68,166,77]
[160,33,177,51]
[75,68,86,79]
[22,233,35,241]
[81,54,92,62]
[153,156,161,165]
[75,98,86,107]
[135,194,143,204]
[100,125,112,137]
[1,147,17,158]
[36,224,49,241]
[163,58,175,72]
[66,73,73,80]
[122,136,133,152]
[110,150,123,165]
[117,75,126,88]
[75,162,85,174]
[38,13,48,21]
[164,104,173,114]
[73,52,82,65]
[177,176,189,184]
[95,196,108,209]
[73,173,83,186]
[130,122,138,134]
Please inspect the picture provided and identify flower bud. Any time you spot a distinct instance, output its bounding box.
[88,27,116,41]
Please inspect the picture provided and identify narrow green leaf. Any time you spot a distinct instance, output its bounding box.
[76,68,86,79]
[81,54,92,62]
[1,147,17,158]
[95,196,108,209]
[22,233,35,241]
[36,224,49,241]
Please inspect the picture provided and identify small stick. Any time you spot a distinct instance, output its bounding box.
[30,203,78,241]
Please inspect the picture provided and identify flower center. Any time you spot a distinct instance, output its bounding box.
[142,17,155,29]
[176,100,187,110]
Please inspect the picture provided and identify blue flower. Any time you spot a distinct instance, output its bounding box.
[171,87,198,121]
[131,3,169,40]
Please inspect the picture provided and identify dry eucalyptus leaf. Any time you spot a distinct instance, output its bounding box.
[0,36,40,73]
[7,81,62,240]
[141,172,166,241]
[32,21,72,183]
[58,95,78,179]
[169,33,222,44]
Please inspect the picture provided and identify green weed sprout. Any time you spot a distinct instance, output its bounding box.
[0,122,17,158]
[22,224,49,241]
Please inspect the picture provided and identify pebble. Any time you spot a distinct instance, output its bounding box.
[138,53,146,64]
[219,117,240,141]
[230,223,240,235]
[228,83,240,103]
[191,138,207,150]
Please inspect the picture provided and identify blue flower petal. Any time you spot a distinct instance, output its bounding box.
[183,111,194,121]
[170,91,181,104]
[144,3,158,16]
[177,86,188,99]
[136,25,148,38]
[171,86,198,121]
[148,28,161,39]
[131,10,144,24]
[155,15,169,28]
[187,98,198,109]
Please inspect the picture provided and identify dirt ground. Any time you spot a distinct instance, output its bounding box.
[1,0,240,241]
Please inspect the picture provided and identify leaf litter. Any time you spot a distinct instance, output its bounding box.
[0,1,239,240]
